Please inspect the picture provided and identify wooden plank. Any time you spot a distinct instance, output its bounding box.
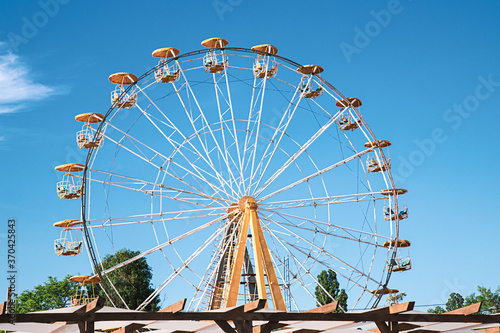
[111,323,145,333]
[74,297,104,314]
[159,298,187,313]
[398,323,421,331]
[389,321,399,333]
[223,299,267,315]
[216,320,236,333]
[86,320,94,333]
[476,327,500,333]
[77,321,86,333]
[376,321,390,333]
[363,306,390,315]
[243,299,267,313]
[305,301,338,313]
[234,320,252,333]
[4,310,500,323]
[389,301,415,314]
[253,321,286,333]
[77,320,95,333]
[445,302,482,315]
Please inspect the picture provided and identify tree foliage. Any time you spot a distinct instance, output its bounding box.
[428,286,500,314]
[387,292,406,306]
[446,292,464,311]
[16,275,78,313]
[427,305,445,314]
[98,248,160,311]
[314,269,348,312]
[465,286,500,314]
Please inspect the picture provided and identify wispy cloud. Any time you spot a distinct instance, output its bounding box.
[0,47,59,114]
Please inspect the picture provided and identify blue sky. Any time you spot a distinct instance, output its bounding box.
[0,0,499,311]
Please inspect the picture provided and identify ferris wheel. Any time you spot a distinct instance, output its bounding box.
[54,38,411,312]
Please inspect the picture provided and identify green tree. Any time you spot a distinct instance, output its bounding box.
[314,269,348,312]
[445,292,464,311]
[16,275,78,313]
[387,292,406,306]
[428,292,463,314]
[465,286,500,314]
[428,286,500,315]
[427,305,445,314]
[98,248,160,311]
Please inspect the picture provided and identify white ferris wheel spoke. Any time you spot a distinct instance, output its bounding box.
[137,224,224,310]
[260,208,384,243]
[79,207,226,228]
[253,106,343,199]
[262,223,354,311]
[125,103,234,200]
[92,214,226,279]
[260,193,385,211]
[259,212,380,286]
[80,213,223,230]
[135,81,238,201]
[102,121,232,201]
[247,77,305,194]
[85,176,216,212]
[221,65,245,195]
[189,216,243,311]
[261,217,374,296]
[241,74,261,193]
[212,73,242,196]
[259,210,384,248]
[89,168,229,204]
[174,64,241,200]
[258,148,373,202]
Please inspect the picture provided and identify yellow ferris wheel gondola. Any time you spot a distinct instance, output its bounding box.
[55,163,84,199]
[384,239,412,272]
[69,275,101,306]
[152,47,181,83]
[381,188,409,221]
[201,37,228,74]
[365,140,392,173]
[109,72,138,109]
[336,98,363,131]
[53,219,83,256]
[75,112,104,149]
[297,65,324,99]
[251,44,278,78]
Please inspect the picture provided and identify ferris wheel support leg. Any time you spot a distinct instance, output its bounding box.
[249,206,267,303]
[254,215,286,311]
[225,210,251,308]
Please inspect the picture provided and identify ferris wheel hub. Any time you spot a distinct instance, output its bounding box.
[238,196,257,213]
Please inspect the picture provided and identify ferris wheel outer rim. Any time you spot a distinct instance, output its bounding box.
[79,45,401,310]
